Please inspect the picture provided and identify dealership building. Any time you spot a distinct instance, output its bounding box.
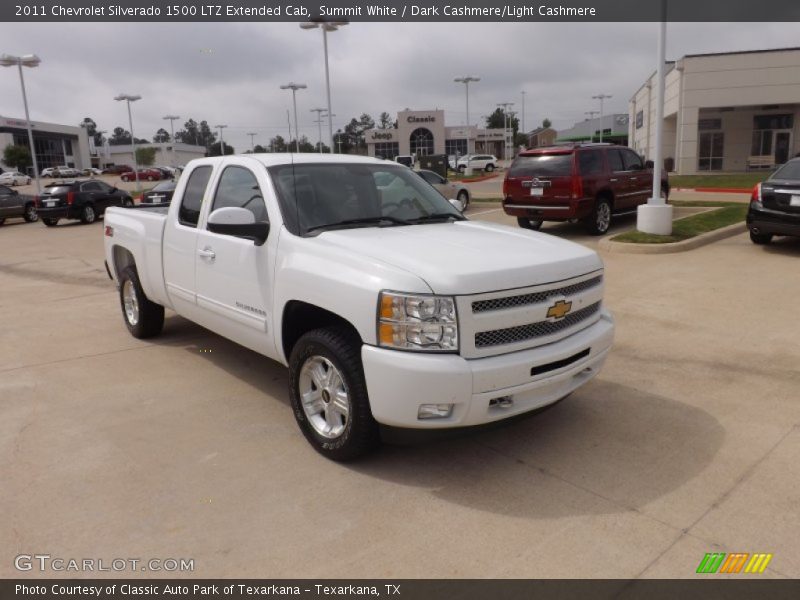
[364,109,508,159]
[0,115,90,172]
[105,142,207,168]
[629,47,800,174]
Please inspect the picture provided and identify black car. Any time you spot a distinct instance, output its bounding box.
[0,184,38,225]
[747,158,800,244]
[36,180,134,226]
[141,180,177,205]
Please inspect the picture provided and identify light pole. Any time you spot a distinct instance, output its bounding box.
[454,76,480,127]
[300,18,348,154]
[215,124,228,155]
[163,115,180,165]
[521,90,526,138]
[585,110,599,142]
[497,102,514,162]
[247,132,257,152]
[114,93,142,192]
[0,53,42,195]
[592,93,612,142]
[310,108,327,153]
[280,82,307,152]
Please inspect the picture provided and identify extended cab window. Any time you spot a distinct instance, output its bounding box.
[508,154,573,177]
[178,166,212,227]
[578,150,605,176]
[210,166,267,223]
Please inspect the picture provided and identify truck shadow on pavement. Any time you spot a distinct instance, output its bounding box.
[353,380,725,519]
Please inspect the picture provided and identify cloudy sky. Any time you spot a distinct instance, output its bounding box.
[1,21,798,151]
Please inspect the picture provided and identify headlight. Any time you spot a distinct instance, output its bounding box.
[377,291,458,352]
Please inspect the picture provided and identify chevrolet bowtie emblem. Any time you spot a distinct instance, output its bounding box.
[546,299,572,320]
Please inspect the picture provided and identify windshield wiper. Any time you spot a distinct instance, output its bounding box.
[305,215,412,233]
[411,212,466,223]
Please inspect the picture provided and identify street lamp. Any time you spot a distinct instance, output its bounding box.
[497,102,514,162]
[592,93,612,142]
[215,124,228,155]
[521,90,526,138]
[310,108,327,153]
[585,110,599,142]
[300,18,348,153]
[280,82,307,152]
[0,53,42,195]
[163,114,180,165]
[454,76,480,127]
[114,93,142,192]
[247,132,257,152]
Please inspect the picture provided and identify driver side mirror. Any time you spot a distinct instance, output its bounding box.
[207,207,269,246]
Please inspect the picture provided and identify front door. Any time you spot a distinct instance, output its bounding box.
[193,161,277,359]
[775,131,792,165]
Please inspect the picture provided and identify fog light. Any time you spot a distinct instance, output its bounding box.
[489,395,513,408]
[418,404,454,420]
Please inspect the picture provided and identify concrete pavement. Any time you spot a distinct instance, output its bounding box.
[1,211,798,579]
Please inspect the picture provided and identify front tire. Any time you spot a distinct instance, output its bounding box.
[485,163,495,172]
[80,204,96,224]
[289,327,379,461]
[750,230,773,245]
[122,197,134,208]
[23,203,38,222]
[517,216,543,230]
[457,190,470,212]
[585,197,612,235]
[118,266,164,339]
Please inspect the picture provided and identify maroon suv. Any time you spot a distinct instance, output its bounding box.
[503,143,669,235]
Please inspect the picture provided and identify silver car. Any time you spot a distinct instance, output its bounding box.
[416,169,471,211]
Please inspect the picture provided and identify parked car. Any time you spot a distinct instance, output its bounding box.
[457,154,498,173]
[502,143,670,235]
[103,154,613,460]
[416,169,471,211]
[36,179,134,226]
[747,157,800,244]
[102,165,134,175]
[0,171,32,186]
[394,155,414,167]
[82,167,103,176]
[52,166,82,178]
[39,167,56,177]
[0,184,38,224]
[154,167,175,180]
[121,168,163,182]
[141,181,177,205]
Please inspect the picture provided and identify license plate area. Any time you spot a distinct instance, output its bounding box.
[790,195,800,207]
[530,187,544,196]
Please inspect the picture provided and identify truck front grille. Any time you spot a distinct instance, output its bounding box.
[472,276,602,313]
[474,302,601,348]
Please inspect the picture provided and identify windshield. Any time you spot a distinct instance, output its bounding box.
[269,163,463,235]
[43,186,72,195]
[770,160,800,180]
[152,181,176,192]
[509,154,573,177]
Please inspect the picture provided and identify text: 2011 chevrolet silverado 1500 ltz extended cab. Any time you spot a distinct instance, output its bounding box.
[103,154,614,460]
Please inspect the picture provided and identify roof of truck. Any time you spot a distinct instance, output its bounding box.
[191,153,388,168]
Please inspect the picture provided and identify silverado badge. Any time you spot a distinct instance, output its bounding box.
[546,298,573,320]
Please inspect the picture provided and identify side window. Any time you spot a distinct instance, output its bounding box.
[419,171,440,185]
[622,149,644,171]
[80,181,101,192]
[210,166,268,223]
[578,150,604,176]
[607,149,625,173]
[178,166,212,228]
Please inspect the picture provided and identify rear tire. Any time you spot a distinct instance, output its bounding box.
[485,164,495,172]
[80,204,96,224]
[457,190,470,212]
[123,198,134,208]
[23,203,38,223]
[118,266,164,339]
[517,216,543,231]
[289,327,379,461]
[585,197,612,235]
[0,218,5,226]
[750,230,773,245]
[42,217,59,227]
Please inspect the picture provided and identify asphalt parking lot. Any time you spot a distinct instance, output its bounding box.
[1,203,799,579]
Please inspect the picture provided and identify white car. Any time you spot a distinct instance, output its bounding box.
[40,167,56,177]
[0,171,32,186]
[457,154,499,173]
[103,154,613,460]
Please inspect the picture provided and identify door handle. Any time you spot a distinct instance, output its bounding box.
[198,247,216,260]
[609,178,618,182]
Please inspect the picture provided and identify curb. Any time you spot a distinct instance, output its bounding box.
[673,187,750,194]
[461,173,500,183]
[598,221,747,254]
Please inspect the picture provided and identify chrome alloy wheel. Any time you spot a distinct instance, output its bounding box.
[299,356,350,439]
[122,279,140,326]
[597,202,611,232]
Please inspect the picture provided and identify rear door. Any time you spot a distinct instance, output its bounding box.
[620,148,651,206]
[0,185,18,216]
[606,148,636,210]
[193,160,277,358]
[79,181,103,211]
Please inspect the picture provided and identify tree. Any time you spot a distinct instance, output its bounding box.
[175,119,200,145]
[542,118,552,128]
[153,128,171,143]
[333,130,350,154]
[198,121,216,149]
[109,127,131,146]
[135,147,157,166]
[343,113,375,154]
[485,108,520,137]
[3,144,32,170]
[253,144,267,153]
[208,141,234,156]
[81,117,105,146]
[378,111,393,129]
[268,136,287,152]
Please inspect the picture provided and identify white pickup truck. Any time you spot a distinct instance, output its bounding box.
[103,154,613,460]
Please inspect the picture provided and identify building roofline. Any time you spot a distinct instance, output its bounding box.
[683,46,800,59]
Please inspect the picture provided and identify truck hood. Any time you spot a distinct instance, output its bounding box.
[315,221,603,295]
